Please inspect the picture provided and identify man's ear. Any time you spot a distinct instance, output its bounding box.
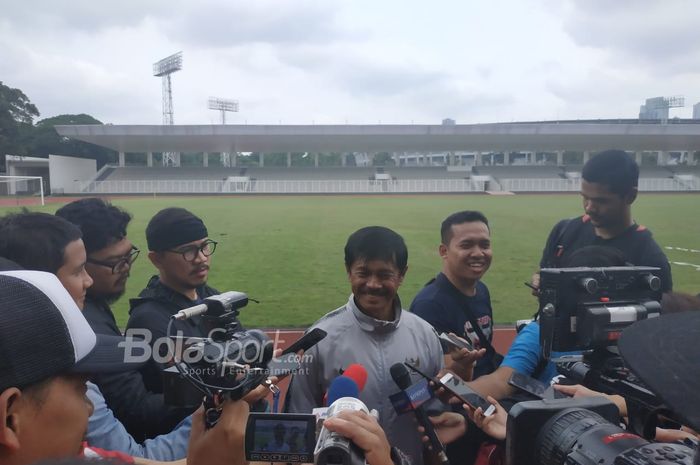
[0,388,23,452]
[398,266,408,284]
[439,243,448,259]
[148,251,162,269]
[625,187,638,205]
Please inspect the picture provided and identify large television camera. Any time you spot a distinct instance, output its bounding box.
[504,266,697,464]
[537,266,670,437]
[163,291,274,426]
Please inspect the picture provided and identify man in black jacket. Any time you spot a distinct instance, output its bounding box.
[126,207,242,394]
[56,198,193,441]
[533,149,672,292]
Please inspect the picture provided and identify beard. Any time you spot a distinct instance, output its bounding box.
[103,290,126,305]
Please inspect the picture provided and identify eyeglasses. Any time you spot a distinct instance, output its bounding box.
[167,240,217,262]
[87,247,140,274]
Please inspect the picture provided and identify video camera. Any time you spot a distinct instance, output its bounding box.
[538,266,662,356]
[244,397,372,465]
[503,266,697,464]
[163,291,274,426]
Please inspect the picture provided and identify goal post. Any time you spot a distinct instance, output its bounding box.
[0,176,45,206]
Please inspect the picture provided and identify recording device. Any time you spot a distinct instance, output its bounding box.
[165,291,273,427]
[282,328,328,356]
[538,266,662,355]
[438,332,473,352]
[507,372,567,400]
[506,397,696,465]
[439,372,495,416]
[245,413,317,463]
[537,266,667,438]
[315,396,370,465]
[391,363,450,465]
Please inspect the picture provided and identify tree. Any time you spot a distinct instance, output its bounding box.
[0,81,40,164]
[29,114,117,168]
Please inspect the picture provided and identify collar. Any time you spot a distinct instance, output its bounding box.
[435,272,478,299]
[347,294,403,333]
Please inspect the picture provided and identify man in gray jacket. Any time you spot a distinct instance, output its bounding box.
[285,226,444,465]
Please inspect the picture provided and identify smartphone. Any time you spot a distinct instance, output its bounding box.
[267,352,302,377]
[439,332,473,351]
[508,372,567,400]
[281,328,327,355]
[439,372,495,415]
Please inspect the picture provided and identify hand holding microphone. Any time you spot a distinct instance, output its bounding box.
[390,362,450,465]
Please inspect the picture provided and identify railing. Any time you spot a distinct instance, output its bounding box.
[78,176,700,194]
[79,178,486,194]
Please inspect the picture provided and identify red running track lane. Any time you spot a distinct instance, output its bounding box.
[262,326,517,405]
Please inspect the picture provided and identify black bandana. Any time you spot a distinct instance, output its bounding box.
[147,216,208,251]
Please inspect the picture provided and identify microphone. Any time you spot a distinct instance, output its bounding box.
[390,363,450,465]
[327,375,360,405]
[342,363,368,392]
[174,291,249,320]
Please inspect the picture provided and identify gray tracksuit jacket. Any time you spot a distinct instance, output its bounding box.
[285,295,444,464]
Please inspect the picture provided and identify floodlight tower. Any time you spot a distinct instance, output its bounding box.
[153,52,183,166]
[208,97,239,167]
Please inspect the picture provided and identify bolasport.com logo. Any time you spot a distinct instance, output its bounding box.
[118,327,313,370]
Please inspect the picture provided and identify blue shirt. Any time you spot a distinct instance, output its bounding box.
[86,382,191,460]
[501,322,580,383]
[410,273,495,378]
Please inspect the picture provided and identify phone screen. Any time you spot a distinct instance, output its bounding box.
[439,373,492,412]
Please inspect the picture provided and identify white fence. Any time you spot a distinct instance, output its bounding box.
[79,176,700,194]
[79,178,486,194]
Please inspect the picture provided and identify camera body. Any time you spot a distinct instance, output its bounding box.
[244,397,371,465]
[164,291,274,407]
[538,266,662,354]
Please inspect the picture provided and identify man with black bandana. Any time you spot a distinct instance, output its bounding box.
[126,207,241,394]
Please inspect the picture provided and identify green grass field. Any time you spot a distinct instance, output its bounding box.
[2,193,698,328]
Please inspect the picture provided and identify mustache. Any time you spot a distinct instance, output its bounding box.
[191,265,210,274]
[359,288,390,297]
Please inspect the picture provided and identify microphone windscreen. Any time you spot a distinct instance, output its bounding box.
[342,364,368,392]
[390,362,412,390]
[327,375,359,405]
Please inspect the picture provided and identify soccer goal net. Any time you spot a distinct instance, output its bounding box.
[0,176,45,206]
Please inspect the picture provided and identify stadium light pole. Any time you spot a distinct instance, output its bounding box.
[153,52,183,166]
[208,97,239,167]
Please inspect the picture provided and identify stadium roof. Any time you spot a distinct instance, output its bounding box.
[55,122,700,153]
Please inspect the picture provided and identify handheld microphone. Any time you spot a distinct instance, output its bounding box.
[342,363,368,391]
[390,363,450,465]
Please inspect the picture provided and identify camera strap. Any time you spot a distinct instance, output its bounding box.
[455,293,503,373]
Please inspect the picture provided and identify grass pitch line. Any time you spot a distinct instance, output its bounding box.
[665,246,700,254]
[671,261,700,271]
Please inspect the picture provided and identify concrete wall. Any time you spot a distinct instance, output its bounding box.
[49,154,96,194]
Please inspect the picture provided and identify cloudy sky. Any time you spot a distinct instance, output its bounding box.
[1,0,699,125]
